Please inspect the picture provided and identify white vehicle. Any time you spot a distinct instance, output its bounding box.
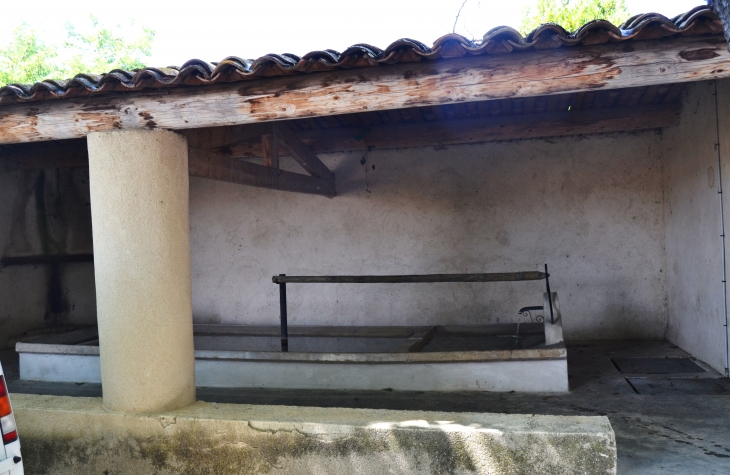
[0,362,23,475]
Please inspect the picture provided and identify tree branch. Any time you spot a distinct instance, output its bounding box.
[453,0,469,33]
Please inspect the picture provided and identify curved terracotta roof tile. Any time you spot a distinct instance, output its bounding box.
[0,6,723,103]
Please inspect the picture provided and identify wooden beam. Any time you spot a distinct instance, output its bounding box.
[0,102,680,170]
[209,102,682,158]
[261,133,279,169]
[0,34,725,145]
[185,123,268,151]
[300,103,681,153]
[273,122,334,179]
[0,139,88,170]
[188,149,336,197]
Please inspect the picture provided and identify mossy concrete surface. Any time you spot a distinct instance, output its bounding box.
[12,393,616,475]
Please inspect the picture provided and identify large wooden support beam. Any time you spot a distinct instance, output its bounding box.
[0,102,680,171]
[0,35,726,145]
[188,149,336,197]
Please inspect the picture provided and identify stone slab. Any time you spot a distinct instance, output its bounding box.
[12,393,616,475]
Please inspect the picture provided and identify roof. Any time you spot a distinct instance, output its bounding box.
[0,6,723,104]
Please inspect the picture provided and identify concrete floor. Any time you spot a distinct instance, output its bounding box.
[2,340,730,474]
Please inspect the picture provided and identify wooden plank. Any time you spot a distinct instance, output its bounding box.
[188,149,336,197]
[192,324,422,338]
[1,102,680,170]
[273,122,334,179]
[406,327,436,352]
[185,123,268,150]
[294,103,680,154]
[0,35,726,145]
[1,254,94,267]
[0,139,88,170]
[272,272,546,284]
[261,132,279,169]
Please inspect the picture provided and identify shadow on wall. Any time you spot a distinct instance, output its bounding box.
[0,168,96,345]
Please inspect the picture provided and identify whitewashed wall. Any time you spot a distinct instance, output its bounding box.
[664,81,730,374]
[190,129,667,340]
[1,100,688,347]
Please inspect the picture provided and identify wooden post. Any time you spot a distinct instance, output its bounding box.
[262,127,279,169]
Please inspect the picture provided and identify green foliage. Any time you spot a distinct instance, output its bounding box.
[0,24,58,86]
[520,0,631,35]
[0,16,154,86]
[64,16,154,77]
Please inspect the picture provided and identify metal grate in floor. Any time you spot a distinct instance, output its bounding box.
[612,357,706,374]
[627,378,730,395]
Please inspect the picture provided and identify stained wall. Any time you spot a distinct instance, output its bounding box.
[189,129,667,341]
[0,100,682,347]
[663,80,730,374]
[0,168,96,348]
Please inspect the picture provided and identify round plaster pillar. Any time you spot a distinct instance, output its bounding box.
[88,129,195,413]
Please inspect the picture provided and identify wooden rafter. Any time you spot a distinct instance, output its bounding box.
[188,149,335,197]
[0,35,725,145]
[272,122,334,179]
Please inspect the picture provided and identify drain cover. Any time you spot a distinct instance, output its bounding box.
[627,378,730,395]
[612,357,705,374]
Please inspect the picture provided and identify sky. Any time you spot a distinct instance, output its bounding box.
[0,0,707,67]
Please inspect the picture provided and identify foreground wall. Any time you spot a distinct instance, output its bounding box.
[191,131,667,340]
[663,81,730,374]
[13,393,617,475]
[0,167,95,348]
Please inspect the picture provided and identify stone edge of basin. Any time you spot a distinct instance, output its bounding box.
[12,394,617,475]
[15,342,567,363]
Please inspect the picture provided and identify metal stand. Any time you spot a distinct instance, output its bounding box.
[278,274,288,352]
[545,264,554,324]
[273,269,555,351]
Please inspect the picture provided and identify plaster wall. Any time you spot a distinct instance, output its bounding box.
[663,81,729,374]
[0,167,95,348]
[190,130,667,340]
[0,108,671,344]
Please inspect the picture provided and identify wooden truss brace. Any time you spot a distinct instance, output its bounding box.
[186,122,336,197]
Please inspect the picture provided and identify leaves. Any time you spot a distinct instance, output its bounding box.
[0,16,154,86]
[0,23,58,86]
[520,0,631,35]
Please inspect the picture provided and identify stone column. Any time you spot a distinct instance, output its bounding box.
[87,129,196,413]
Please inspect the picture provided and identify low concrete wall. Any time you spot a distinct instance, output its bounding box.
[13,394,616,475]
[17,343,569,392]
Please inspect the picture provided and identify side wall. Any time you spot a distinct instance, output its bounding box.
[0,168,96,348]
[190,131,667,340]
[663,81,728,374]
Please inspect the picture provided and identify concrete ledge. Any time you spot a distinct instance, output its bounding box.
[18,349,569,392]
[16,342,567,362]
[13,394,616,475]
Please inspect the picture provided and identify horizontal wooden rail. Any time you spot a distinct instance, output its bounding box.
[0,253,94,267]
[272,272,546,284]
